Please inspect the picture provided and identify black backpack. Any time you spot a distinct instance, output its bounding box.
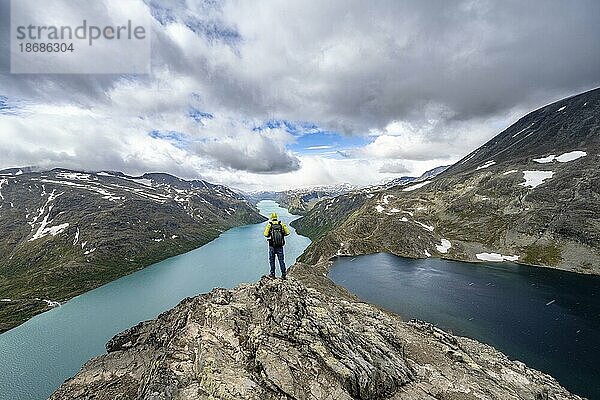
[270,221,285,247]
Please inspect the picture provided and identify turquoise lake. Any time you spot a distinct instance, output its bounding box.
[329,253,600,400]
[0,200,310,400]
[3,202,598,399]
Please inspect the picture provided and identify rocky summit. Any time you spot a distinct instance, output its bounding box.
[294,88,600,274]
[0,169,265,332]
[51,269,581,400]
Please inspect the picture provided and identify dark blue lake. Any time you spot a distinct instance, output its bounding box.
[0,201,310,400]
[329,253,600,400]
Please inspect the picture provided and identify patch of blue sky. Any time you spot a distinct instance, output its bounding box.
[252,119,323,135]
[188,107,214,123]
[148,130,189,149]
[144,1,178,25]
[144,0,240,46]
[289,131,372,157]
[252,119,372,157]
[185,20,241,45]
[0,95,20,115]
[253,119,295,133]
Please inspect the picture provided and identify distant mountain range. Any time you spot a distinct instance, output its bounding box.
[0,169,265,332]
[249,183,359,215]
[294,87,600,275]
[248,167,450,216]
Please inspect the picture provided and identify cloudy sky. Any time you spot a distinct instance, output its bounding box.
[1,0,599,191]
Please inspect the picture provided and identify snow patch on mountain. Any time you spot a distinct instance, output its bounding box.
[414,221,434,232]
[38,179,124,202]
[476,160,496,170]
[30,219,70,241]
[512,123,535,138]
[403,181,430,192]
[56,172,91,181]
[533,150,587,164]
[521,171,554,188]
[119,176,153,187]
[532,155,556,164]
[476,253,519,262]
[28,190,68,241]
[555,151,587,162]
[0,178,7,200]
[73,227,80,245]
[436,239,451,253]
[41,299,60,307]
[460,150,478,165]
[383,195,394,204]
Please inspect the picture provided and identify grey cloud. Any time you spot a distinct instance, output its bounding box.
[378,162,410,174]
[193,135,300,174]
[0,135,200,179]
[4,0,599,130]
[202,0,600,132]
[0,0,136,105]
[1,0,600,185]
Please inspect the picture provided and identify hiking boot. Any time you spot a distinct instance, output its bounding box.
[281,273,287,280]
[269,273,275,279]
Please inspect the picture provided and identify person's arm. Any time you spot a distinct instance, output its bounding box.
[263,222,271,237]
[282,222,291,236]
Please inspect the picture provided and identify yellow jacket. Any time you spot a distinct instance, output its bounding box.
[263,219,291,238]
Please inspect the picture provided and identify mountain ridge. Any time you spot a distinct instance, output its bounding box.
[0,169,266,332]
[293,87,600,274]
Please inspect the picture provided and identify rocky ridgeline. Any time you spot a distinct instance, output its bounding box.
[0,169,265,332]
[51,270,581,400]
[295,88,600,274]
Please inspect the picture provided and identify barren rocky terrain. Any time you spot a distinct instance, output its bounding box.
[51,269,582,400]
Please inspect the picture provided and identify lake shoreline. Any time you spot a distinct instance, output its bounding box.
[0,201,310,400]
[324,252,600,399]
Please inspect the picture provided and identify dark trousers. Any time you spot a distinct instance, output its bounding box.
[269,246,286,276]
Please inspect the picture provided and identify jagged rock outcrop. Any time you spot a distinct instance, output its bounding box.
[51,269,582,400]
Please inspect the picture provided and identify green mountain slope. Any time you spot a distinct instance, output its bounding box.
[0,169,265,332]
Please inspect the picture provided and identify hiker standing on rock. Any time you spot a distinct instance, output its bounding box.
[263,212,291,279]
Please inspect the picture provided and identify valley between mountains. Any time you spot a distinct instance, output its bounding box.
[0,170,265,332]
[2,88,599,399]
